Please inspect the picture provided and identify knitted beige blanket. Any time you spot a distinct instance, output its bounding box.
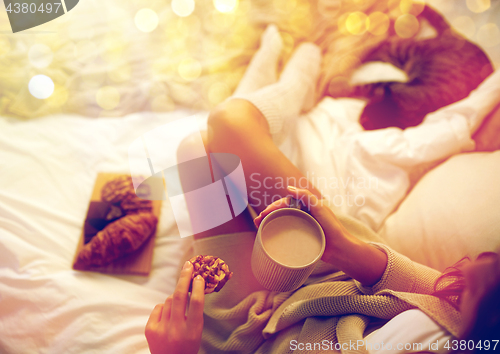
[193,214,461,354]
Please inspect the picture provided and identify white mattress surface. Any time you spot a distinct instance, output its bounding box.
[0,110,198,353]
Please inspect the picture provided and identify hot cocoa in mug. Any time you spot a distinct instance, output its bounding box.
[251,207,325,292]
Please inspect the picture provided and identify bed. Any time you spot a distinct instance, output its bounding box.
[1,0,500,353]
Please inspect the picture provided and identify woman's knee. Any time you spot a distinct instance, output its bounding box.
[207,99,269,139]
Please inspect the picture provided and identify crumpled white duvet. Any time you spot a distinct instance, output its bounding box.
[0,110,197,354]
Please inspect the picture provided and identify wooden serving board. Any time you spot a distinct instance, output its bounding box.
[72,172,162,276]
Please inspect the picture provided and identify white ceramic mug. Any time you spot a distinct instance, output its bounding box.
[251,200,325,292]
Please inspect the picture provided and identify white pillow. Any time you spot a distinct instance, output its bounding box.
[378,151,500,271]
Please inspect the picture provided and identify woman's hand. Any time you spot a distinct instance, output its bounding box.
[254,186,351,265]
[145,261,205,354]
[254,186,388,286]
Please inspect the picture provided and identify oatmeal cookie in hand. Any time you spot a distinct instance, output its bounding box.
[188,255,233,294]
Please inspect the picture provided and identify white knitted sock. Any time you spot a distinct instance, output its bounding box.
[233,24,283,95]
[234,42,321,136]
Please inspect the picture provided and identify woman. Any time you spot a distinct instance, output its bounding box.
[145,187,500,354]
[146,27,500,353]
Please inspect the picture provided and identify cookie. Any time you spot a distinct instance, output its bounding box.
[189,255,233,294]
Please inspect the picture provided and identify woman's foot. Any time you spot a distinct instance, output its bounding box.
[233,42,322,136]
[233,24,283,96]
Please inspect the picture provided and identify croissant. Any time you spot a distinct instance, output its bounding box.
[75,212,158,268]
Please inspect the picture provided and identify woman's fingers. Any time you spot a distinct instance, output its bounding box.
[160,296,173,323]
[253,197,290,227]
[187,275,205,329]
[147,303,164,327]
[171,261,193,322]
[253,186,324,227]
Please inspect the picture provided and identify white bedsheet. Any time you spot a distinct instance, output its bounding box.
[0,110,199,353]
[280,69,500,231]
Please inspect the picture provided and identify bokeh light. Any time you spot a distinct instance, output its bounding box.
[178,58,202,81]
[28,44,53,69]
[466,0,490,13]
[451,16,476,39]
[135,8,159,32]
[171,0,195,17]
[368,12,390,36]
[46,84,69,108]
[387,0,403,18]
[103,36,128,64]
[345,12,368,35]
[476,23,500,48]
[29,75,55,99]
[395,14,420,38]
[96,86,120,110]
[213,0,238,13]
[337,13,351,36]
[400,0,425,16]
[0,38,11,56]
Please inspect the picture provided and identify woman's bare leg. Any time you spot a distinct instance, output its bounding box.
[176,37,322,239]
[176,99,322,240]
[206,99,322,214]
[176,129,256,240]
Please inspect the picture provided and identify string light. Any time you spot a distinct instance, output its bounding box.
[213,0,238,13]
[29,75,55,99]
[395,14,419,38]
[345,11,368,35]
[47,84,69,108]
[171,0,195,17]
[28,44,53,68]
[466,0,490,13]
[476,23,500,48]
[399,0,425,16]
[135,8,159,33]
[96,86,120,110]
